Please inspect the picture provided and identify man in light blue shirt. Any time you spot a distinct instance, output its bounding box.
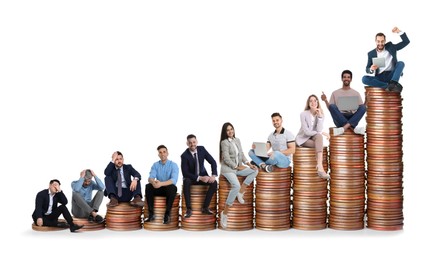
[71,169,105,223]
[144,145,179,225]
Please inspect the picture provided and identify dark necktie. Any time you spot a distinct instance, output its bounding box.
[194,153,199,175]
[117,168,122,197]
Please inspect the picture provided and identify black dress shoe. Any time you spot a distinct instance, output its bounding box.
[201,207,214,215]
[144,215,156,222]
[88,214,94,223]
[56,222,70,228]
[94,214,104,224]
[163,214,171,224]
[70,224,84,232]
[184,209,193,218]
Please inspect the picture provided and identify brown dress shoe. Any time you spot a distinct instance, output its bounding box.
[130,196,144,207]
[107,197,118,207]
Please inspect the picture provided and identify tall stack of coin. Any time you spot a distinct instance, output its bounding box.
[365,87,404,230]
[218,175,254,231]
[180,185,217,231]
[328,128,366,230]
[292,147,329,230]
[255,167,292,230]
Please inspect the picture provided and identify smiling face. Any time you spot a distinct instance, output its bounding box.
[158,147,169,162]
[187,137,198,152]
[226,124,235,138]
[272,115,282,129]
[308,96,319,110]
[376,35,386,51]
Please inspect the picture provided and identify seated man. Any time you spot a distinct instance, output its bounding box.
[32,179,84,232]
[248,112,296,172]
[321,70,366,136]
[71,169,105,223]
[144,145,179,224]
[104,151,144,207]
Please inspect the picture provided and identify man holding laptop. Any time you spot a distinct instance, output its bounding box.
[321,70,366,136]
[362,26,410,93]
[248,112,296,172]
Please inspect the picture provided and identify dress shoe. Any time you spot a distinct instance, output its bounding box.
[88,214,94,223]
[144,214,156,222]
[184,208,193,218]
[94,214,104,224]
[107,197,118,207]
[130,196,144,207]
[201,207,214,215]
[56,222,70,229]
[70,224,84,232]
[237,192,245,204]
[163,214,171,225]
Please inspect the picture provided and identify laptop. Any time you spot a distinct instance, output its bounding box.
[337,96,359,111]
[372,57,385,67]
[253,142,269,157]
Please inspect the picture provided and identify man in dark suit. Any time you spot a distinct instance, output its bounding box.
[104,151,144,207]
[180,134,218,218]
[32,179,84,232]
[362,26,410,92]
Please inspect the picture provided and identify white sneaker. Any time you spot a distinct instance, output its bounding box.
[332,127,345,136]
[237,192,245,204]
[220,211,228,228]
[354,127,365,135]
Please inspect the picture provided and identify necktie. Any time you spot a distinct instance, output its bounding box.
[194,153,199,175]
[117,168,122,197]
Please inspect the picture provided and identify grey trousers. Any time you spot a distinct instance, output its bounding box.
[71,191,104,218]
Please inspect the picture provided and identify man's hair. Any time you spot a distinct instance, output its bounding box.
[341,70,353,79]
[116,151,123,157]
[271,112,282,119]
[50,179,61,185]
[157,145,167,151]
[187,134,196,140]
[375,32,386,40]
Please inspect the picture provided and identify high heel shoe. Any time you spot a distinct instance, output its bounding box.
[316,166,330,180]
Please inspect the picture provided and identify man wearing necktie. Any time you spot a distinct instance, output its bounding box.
[32,179,84,232]
[104,151,144,207]
[180,134,218,218]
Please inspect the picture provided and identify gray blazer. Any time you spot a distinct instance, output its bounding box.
[295,110,324,146]
[220,137,248,174]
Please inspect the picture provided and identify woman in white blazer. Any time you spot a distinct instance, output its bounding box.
[295,95,330,180]
[218,122,258,228]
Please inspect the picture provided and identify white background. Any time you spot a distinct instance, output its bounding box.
[1,0,442,259]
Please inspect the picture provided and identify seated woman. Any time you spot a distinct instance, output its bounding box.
[295,94,330,180]
[219,122,258,228]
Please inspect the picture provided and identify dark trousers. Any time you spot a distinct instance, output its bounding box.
[145,183,177,215]
[104,176,142,202]
[34,205,74,227]
[183,178,217,210]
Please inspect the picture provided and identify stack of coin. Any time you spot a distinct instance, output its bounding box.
[143,194,180,231]
[292,147,328,230]
[328,128,366,230]
[180,185,217,231]
[365,87,404,231]
[105,202,143,231]
[255,167,292,231]
[218,175,254,231]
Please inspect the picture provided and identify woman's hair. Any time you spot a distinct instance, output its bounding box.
[219,122,235,162]
[304,94,322,110]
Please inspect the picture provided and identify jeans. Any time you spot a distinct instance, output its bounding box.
[221,167,258,206]
[248,149,291,168]
[362,61,405,88]
[329,104,366,128]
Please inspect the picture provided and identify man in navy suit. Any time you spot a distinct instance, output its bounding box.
[104,151,144,207]
[32,179,84,232]
[362,26,410,92]
[180,134,218,218]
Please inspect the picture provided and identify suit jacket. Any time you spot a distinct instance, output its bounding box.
[181,146,217,181]
[365,32,410,75]
[220,137,248,174]
[104,162,142,189]
[32,189,68,221]
[295,110,324,146]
